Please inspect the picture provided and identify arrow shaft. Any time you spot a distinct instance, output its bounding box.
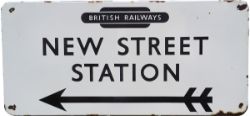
[60,96,212,103]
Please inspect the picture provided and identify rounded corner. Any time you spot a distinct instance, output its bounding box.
[4,107,16,116]
[1,2,13,11]
[240,106,248,115]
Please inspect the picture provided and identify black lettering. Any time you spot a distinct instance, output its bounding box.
[84,64,99,82]
[118,37,129,55]
[132,64,136,82]
[77,37,103,55]
[72,64,83,82]
[194,36,209,55]
[114,64,128,82]
[64,38,74,55]
[165,37,175,55]
[141,64,158,81]
[99,64,114,82]
[149,37,161,55]
[43,37,58,55]
[180,37,190,55]
[131,37,145,55]
[164,64,179,81]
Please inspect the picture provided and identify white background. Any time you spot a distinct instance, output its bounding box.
[0,0,249,115]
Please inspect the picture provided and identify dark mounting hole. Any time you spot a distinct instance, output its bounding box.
[8,104,16,110]
[239,103,244,109]
[9,7,15,13]
[237,4,248,11]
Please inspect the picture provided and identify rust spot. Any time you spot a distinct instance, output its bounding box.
[150,1,165,3]
[95,1,103,3]
[213,111,243,116]
[86,114,98,116]
[8,104,16,111]
[224,0,234,3]
[44,1,52,3]
[88,1,102,3]
[9,7,15,13]
[237,4,248,11]
[212,106,248,116]
[239,103,244,109]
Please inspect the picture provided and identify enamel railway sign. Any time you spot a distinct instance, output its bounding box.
[2,1,248,115]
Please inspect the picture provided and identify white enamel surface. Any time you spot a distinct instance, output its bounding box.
[1,1,248,115]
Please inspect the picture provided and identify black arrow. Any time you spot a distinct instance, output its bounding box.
[40,87,212,112]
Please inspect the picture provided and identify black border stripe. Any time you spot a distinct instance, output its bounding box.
[100,7,150,12]
[100,24,150,28]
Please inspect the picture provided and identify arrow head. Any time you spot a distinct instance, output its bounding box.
[40,88,66,111]
[201,88,212,98]
[184,88,196,112]
[185,88,196,97]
